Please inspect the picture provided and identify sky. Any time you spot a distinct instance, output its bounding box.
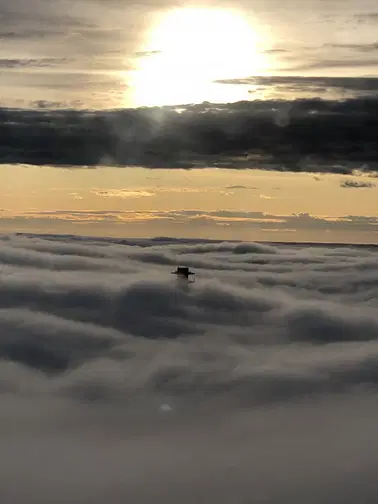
[2,233,378,502]
[1,0,378,109]
[0,164,377,243]
[1,0,378,242]
[3,4,378,499]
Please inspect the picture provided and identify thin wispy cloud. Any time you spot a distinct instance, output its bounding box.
[4,209,378,235]
[0,58,69,69]
[225,185,251,190]
[325,42,378,52]
[356,12,378,22]
[91,189,154,198]
[216,76,378,92]
[284,58,378,72]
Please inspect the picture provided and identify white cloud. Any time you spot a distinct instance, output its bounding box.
[1,232,378,502]
[91,189,154,198]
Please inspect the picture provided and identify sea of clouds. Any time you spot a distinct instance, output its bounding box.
[1,232,378,503]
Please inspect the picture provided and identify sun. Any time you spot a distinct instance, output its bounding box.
[129,8,268,107]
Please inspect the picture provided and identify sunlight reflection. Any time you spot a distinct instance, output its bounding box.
[129,7,271,107]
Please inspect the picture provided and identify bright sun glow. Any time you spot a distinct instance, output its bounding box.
[130,8,269,107]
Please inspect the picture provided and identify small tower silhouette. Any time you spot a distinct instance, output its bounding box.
[171,266,195,283]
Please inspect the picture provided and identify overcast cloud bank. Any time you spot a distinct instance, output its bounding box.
[2,232,378,399]
[2,91,378,172]
[2,233,378,502]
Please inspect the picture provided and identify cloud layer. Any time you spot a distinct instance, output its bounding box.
[2,89,378,172]
[0,235,378,504]
[2,232,378,391]
[2,232,378,502]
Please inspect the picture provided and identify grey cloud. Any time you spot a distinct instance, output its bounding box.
[134,50,162,57]
[325,42,378,52]
[340,179,376,188]
[3,91,378,171]
[356,12,378,22]
[215,76,378,93]
[0,58,69,68]
[1,231,378,408]
[0,0,145,84]
[1,232,378,501]
[0,29,61,40]
[264,48,288,54]
[225,185,251,189]
[1,232,378,370]
[0,307,124,372]
[0,0,94,35]
[283,58,378,71]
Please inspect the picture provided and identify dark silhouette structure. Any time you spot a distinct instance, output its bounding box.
[171,266,195,283]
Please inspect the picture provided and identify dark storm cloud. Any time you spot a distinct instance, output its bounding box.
[2,84,378,172]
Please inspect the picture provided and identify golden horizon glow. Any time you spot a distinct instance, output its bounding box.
[129,7,270,107]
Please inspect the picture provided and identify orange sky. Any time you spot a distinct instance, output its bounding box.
[0,165,377,243]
